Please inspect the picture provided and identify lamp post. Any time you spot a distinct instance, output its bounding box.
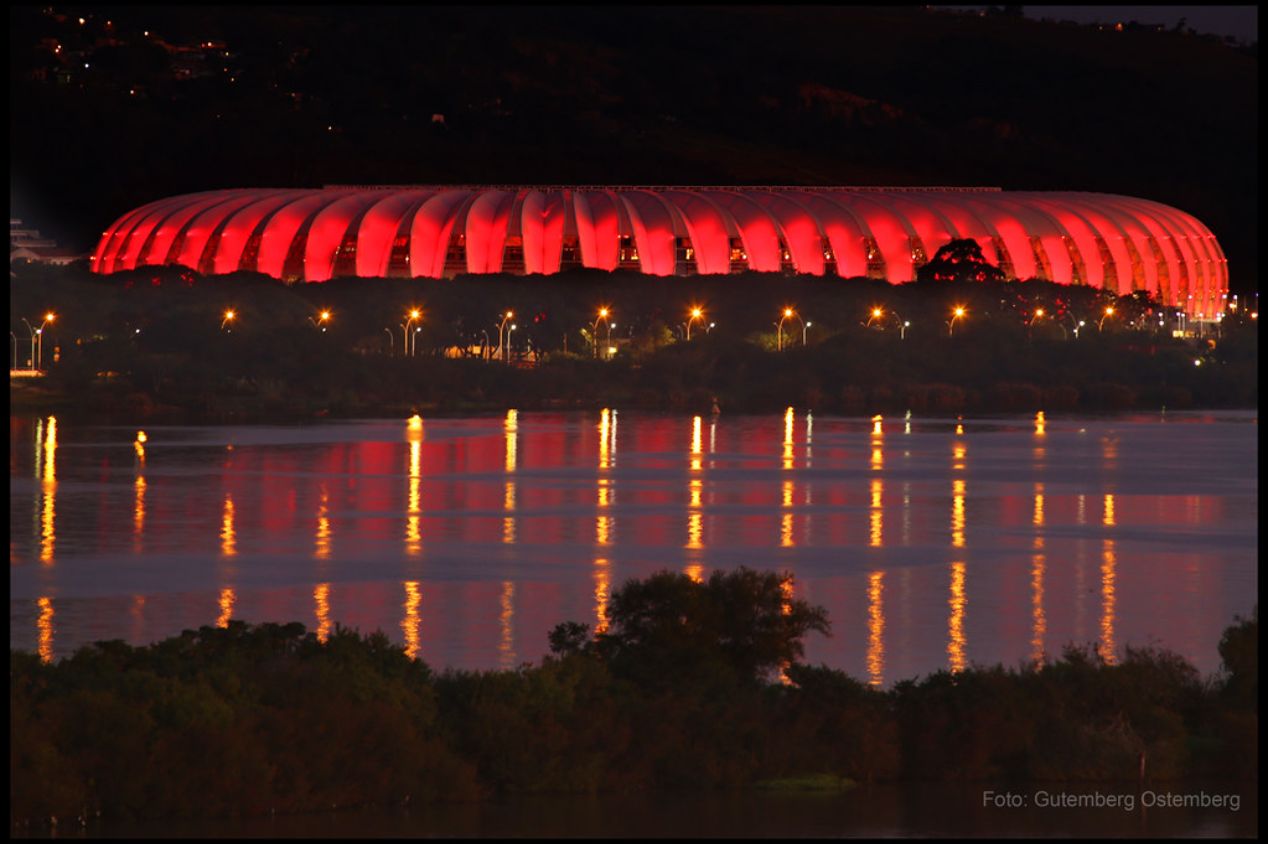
[686,307,703,341]
[948,306,966,337]
[403,309,422,356]
[865,307,884,329]
[1028,307,1045,339]
[220,309,236,332]
[1098,305,1115,332]
[777,307,803,351]
[592,307,611,358]
[803,320,812,346]
[383,327,394,354]
[308,309,332,332]
[10,331,17,370]
[481,329,490,360]
[507,323,517,363]
[901,320,910,340]
[35,312,55,369]
[497,311,514,363]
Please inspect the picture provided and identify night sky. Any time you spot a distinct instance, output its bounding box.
[951,5,1258,42]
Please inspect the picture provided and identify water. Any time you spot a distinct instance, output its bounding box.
[9,410,1258,685]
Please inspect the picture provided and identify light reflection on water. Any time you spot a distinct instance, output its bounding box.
[8,411,1258,684]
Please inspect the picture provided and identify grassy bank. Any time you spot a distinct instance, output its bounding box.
[10,263,1258,423]
[10,569,1257,825]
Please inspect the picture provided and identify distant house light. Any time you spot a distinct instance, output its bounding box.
[431,113,446,124]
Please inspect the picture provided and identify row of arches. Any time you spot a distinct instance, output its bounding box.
[93,187,1228,314]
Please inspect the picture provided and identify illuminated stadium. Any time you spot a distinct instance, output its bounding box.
[92,187,1227,314]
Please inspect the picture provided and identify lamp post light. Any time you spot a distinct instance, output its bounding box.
[803,320,812,345]
[308,309,332,332]
[35,312,55,368]
[220,309,236,332]
[592,307,611,358]
[901,320,910,340]
[777,308,792,351]
[707,321,716,334]
[497,310,514,363]
[948,306,966,337]
[1028,307,1045,340]
[507,323,517,363]
[403,308,422,356]
[1098,306,1115,332]
[866,307,884,329]
[686,306,704,341]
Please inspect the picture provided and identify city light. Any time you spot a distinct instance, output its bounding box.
[221,309,236,330]
[686,306,704,340]
[1098,305,1115,331]
[949,306,966,336]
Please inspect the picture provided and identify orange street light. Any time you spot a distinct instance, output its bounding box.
[686,306,704,340]
[309,309,333,330]
[948,306,966,336]
[221,309,236,331]
[866,306,884,328]
[777,307,796,351]
[593,307,613,358]
[497,311,516,363]
[403,309,423,356]
[1098,305,1115,332]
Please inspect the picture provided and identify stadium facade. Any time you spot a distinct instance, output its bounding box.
[92,186,1227,314]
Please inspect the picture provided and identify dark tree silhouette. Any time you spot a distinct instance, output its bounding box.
[917,238,1006,283]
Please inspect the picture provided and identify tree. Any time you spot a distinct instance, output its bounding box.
[549,567,831,689]
[917,239,1006,283]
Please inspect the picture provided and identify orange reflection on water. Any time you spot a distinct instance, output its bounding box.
[407,439,423,554]
[133,476,146,550]
[315,485,331,559]
[951,478,966,548]
[870,478,884,547]
[402,580,421,659]
[804,411,813,466]
[867,570,885,686]
[220,494,236,557]
[40,416,57,564]
[952,440,966,471]
[498,581,516,669]
[37,596,54,663]
[1103,493,1116,527]
[1034,410,1046,437]
[782,407,794,470]
[505,409,518,472]
[314,582,331,643]
[685,564,705,583]
[947,562,967,673]
[686,478,703,550]
[1033,482,1045,528]
[1031,536,1046,666]
[1100,539,1118,665]
[598,408,616,469]
[594,557,610,633]
[216,587,236,628]
[780,479,795,548]
[690,415,703,472]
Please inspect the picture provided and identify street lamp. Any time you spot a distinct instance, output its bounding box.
[383,327,394,353]
[686,306,704,341]
[901,320,910,340]
[948,306,966,337]
[221,309,236,331]
[592,307,612,358]
[507,323,517,362]
[10,331,17,370]
[496,311,515,363]
[1098,305,1115,332]
[403,308,422,356]
[308,309,332,331]
[803,320,812,346]
[777,307,803,350]
[866,307,884,328]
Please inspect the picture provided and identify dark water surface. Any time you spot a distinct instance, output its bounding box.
[15,783,1257,838]
[9,410,1257,684]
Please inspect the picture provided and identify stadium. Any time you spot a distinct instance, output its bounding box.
[92,187,1228,315]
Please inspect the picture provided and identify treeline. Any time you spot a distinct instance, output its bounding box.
[10,569,1258,825]
[10,263,1258,421]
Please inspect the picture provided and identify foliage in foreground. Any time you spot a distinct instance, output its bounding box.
[9,570,1257,824]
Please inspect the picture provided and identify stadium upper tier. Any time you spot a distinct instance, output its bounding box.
[92,186,1227,313]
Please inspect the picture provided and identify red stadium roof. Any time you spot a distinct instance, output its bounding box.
[92,187,1227,314]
